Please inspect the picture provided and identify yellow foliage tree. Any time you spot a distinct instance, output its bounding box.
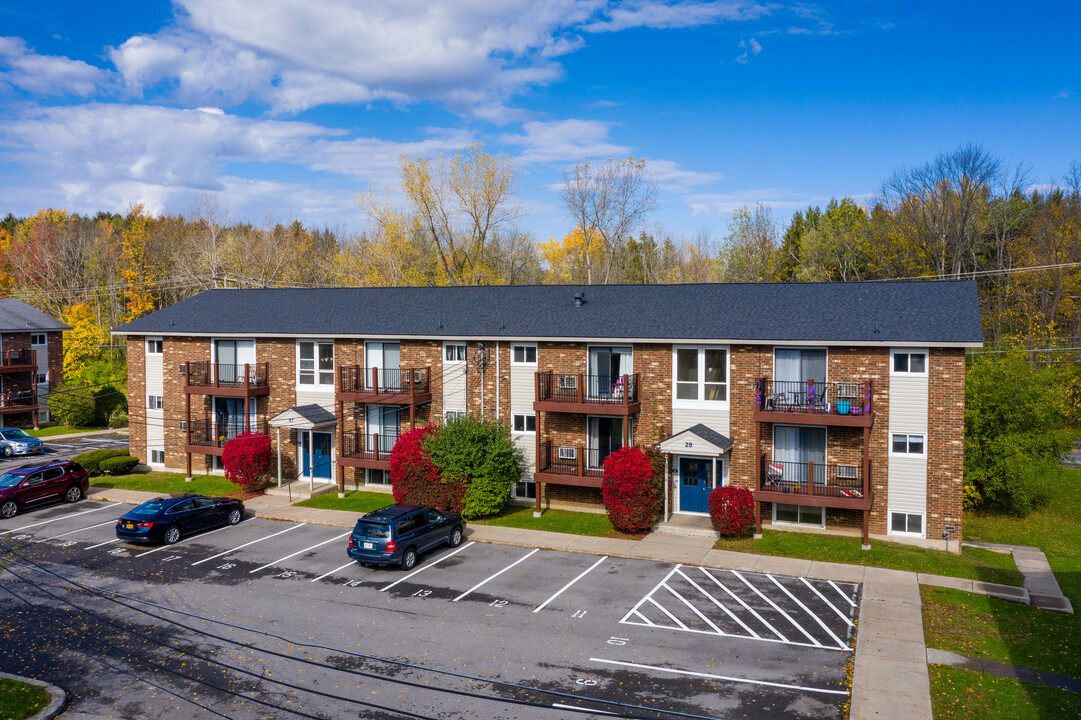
[539,227,604,284]
[121,205,157,321]
[62,302,108,381]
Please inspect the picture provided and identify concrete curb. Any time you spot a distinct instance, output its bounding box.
[0,670,67,720]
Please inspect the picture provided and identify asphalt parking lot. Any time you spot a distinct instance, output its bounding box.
[0,433,130,465]
[0,497,861,719]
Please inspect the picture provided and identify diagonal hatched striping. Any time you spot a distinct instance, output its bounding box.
[620,564,860,651]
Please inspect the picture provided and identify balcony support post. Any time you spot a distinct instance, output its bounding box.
[534,412,543,517]
[185,390,192,482]
[754,420,762,537]
[372,366,379,394]
[308,428,315,492]
[577,449,584,478]
[337,399,345,498]
[623,373,629,410]
[214,362,220,389]
[577,374,583,405]
[663,453,670,523]
[862,426,871,549]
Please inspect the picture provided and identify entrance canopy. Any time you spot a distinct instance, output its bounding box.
[657,423,732,457]
[269,404,337,431]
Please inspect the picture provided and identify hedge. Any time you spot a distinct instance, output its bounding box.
[98,455,140,476]
[707,486,755,537]
[601,446,659,534]
[73,448,130,476]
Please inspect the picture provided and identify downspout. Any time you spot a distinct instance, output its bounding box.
[495,341,500,421]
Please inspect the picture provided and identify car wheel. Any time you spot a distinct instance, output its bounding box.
[449,526,463,548]
[0,500,16,519]
[64,485,82,503]
[163,526,181,545]
[2,446,11,457]
[400,547,417,571]
[227,508,242,525]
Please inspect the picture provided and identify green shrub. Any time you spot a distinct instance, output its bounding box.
[98,455,140,475]
[73,448,130,476]
[93,385,127,426]
[424,414,523,519]
[48,383,97,427]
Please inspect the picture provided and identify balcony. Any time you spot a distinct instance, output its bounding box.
[337,366,432,405]
[534,372,641,416]
[0,393,38,417]
[533,442,614,488]
[185,418,269,456]
[0,349,37,375]
[184,361,270,397]
[754,457,873,511]
[338,430,398,470]
[753,378,873,428]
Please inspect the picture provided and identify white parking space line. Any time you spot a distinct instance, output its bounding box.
[311,561,357,583]
[41,519,117,541]
[699,568,788,642]
[588,658,849,697]
[452,548,539,602]
[533,555,607,613]
[829,580,858,607]
[1,503,120,535]
[46,443,75,448]
[380,542,474,592]
[137,516,255,553]
[768,575,851,651]
[551,703,616,716]
[731,570,822,647]
[248,532,350,574]
[190,523,305,565]
[86,538,120,549]
[800,577,855,627]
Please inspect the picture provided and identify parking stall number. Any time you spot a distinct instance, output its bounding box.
[217,563,236,570]
[412,589,432,597]
[161,556,182,563]
[343,580,363,587]
[607,636,630,646]
[489,599,508,608]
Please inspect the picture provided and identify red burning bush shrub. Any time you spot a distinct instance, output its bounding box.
[389,426,465,514]
[601,446,659,534]
[222,432,273,492]
[708,485,755,537]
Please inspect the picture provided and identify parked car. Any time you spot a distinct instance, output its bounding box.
[0,460,89,519]
[347,504,464,570]
[0,428,45,457]
[116,493,245,545]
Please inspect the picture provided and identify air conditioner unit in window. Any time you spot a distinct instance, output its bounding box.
[558,446,577,460]
[556,374,577,389]
[836,465,859,479]
[836,383,859,399]
[180,421,187,431]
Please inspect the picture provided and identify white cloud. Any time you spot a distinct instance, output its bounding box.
[735,37,762,64]
[685,188,840,215]
[646,159,723,190]
[0,36,112,96]
[583,1,770,32]
[502,119,630,164]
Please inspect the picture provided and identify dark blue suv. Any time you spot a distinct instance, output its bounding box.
[347,504,464,570]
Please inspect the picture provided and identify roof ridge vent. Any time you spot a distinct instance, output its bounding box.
[573,292,585,308]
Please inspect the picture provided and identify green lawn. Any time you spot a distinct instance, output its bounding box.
[714,530,1022,586]
[296,490,396,514]
[929,665,1081,720]
[27,425,107,438]
[472,504,643,539]
[922,466,1081,687]
[90,472,252,499]
[0,677,50,720]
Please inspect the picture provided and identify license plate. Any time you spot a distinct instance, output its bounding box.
[363,542,374,549]
[125,524,134,530]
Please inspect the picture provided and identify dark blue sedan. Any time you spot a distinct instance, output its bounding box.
[116,493,244,544]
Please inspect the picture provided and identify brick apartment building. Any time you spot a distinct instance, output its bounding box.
[113,281,982,548]
[0,298,70,429]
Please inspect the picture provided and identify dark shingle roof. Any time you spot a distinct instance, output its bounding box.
[111,281,983,345]
[682,424,734,452]
[0,299,72,332]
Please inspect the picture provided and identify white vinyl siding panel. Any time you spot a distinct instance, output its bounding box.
[509,365,534,416]
[513,434,536,478]
[887,373,929,516]
[672,407,729,437]
[295,389,335,413]
[443,356,467,415]
[145,348,164,397]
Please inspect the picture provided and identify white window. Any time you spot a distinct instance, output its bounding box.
[512,413,536,433]
[445,343,466,362]
[673,346,728,404]
[891,433,925,455]
[890,511,924,536]
[511,344,537,364]
[513,478,536,500]
[146,339,163,354]
[31,334,46,346]
[147,395,163,410]
[366,468,391,485]
[36,373,46,384]
[773,503,825,527]
[149,450,165,464]
[298,340,334,388]
[892,349,928,376]
[444,410,467,422]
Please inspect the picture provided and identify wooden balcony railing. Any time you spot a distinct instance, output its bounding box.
[340,430,398,463]
[185,361,269,393]
[0,349,36,370]
[0,392,38,414]
[754,378,873,427]
[534,441,616,488]
[534,372,641,415]
[337,366,431,403]
[186,418,268,454]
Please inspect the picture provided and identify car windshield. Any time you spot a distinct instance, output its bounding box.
[354,520,391,538]
[2,430,31,440]
[129,500,168,518]
[0,472,27,488]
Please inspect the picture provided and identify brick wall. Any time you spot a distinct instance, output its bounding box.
[127,338,146,463]
[46,331,64,386]
[927,348,965,542]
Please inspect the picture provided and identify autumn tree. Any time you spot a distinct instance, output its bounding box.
[795,198,872,282]
[719,203,778,282]
[560,156,658,284]
[62,303,109,381]
[120,205,157,321]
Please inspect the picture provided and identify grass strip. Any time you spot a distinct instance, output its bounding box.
[0,677,50,720]
[929,665,1081,720]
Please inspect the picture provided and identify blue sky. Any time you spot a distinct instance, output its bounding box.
[0,1,1078,243]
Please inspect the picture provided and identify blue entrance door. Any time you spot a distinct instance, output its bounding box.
[679,458,712,513]
[301,432,332,479]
